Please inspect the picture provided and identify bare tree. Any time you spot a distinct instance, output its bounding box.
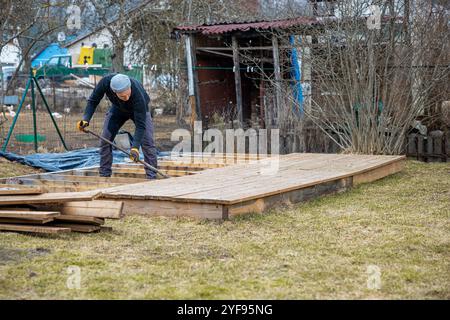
[0,1,44,51]
[127,0,263,126]
[239,0,449,155]
[86,0,153,72]
[4,1,68,94]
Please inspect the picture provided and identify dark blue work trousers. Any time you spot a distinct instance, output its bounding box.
[99,106,157,179]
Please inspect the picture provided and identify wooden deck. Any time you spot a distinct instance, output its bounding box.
[97,153,406,219]
[0,153,405,219]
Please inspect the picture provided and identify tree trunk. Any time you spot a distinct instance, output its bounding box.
[112,42,125,73]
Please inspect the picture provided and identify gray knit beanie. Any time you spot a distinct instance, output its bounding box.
[110,74,131,93]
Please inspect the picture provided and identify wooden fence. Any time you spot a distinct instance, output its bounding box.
[406,131,449,162]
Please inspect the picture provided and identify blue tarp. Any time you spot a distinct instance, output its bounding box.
[0,148,129,172]
[0,148,171,172]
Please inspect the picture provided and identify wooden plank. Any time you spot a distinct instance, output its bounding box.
[35,185,98,193]
[0,207,31,211]
[195,46,292,51]
[54,215,104,225]
[166,153,264,163]
[185,34,199,125]
[166,152,263,159]
[156,161,227,169]
[106,165,205,173]
[0,217,54,224]
[16,178,121,192]
[232,35,243,126]
[272,34,282,126]
[0,166,96,183]
[121,199,223,219]
[159,158,254,167]
[227,178,352,217]
[35,174,147,184]
[198,48,234,58]
[113,162,220,170]
[191,34,202,121]
[73,169,197,178]
[0,184,43,195]
[150,165,205,172]
[50,223,101,233]
[0,190,99,206]
[0,210,60,219]
[353,159,405,185]
[73,170,150,179]
[0,224,71,234]
[60,200,124,219]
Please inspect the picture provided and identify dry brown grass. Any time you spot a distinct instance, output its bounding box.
[0,157,41,177]
[0,160,448,299]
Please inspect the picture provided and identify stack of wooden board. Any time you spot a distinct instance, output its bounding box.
[0,189,124,234]
[0,210,104,234]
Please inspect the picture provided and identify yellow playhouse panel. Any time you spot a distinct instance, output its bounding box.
[78,46,94,65]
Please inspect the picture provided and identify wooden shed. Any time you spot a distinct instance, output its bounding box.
[172,17,327,129]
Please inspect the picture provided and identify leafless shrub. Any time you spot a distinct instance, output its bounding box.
[241,0,449,155]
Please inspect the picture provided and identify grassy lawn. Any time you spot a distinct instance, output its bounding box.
[0,160,448,299]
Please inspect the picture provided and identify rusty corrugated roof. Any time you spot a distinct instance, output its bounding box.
[174,16,324,35]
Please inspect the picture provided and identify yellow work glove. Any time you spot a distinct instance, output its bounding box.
[76,120,89,132]
[129,147,140,162]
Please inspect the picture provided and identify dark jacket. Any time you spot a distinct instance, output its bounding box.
[83,74,150,148]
